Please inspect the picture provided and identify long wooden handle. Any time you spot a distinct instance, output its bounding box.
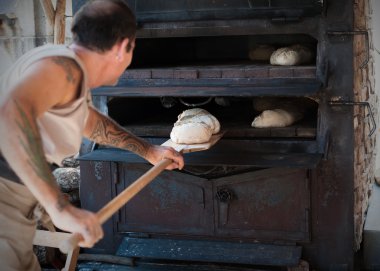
[59,158,172,253]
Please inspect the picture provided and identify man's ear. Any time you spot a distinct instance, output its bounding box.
[116,38,130,61]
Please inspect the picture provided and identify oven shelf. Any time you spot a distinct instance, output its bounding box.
[121,63,317,79]
[93,82,321,97]
[80,136,322,169]
[92,64,321,97]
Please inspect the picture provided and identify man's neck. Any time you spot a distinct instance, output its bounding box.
[69,44,110,89]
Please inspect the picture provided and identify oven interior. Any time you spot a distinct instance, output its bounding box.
[93,33,322,171]
[130,34,317,68]
[108,96,319,139]
[100,31,321,144]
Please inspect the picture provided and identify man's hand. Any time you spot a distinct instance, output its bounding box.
[146,145,184,170]
[48,202,103,248]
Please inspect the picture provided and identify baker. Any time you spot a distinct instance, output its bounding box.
[0,1,184,270]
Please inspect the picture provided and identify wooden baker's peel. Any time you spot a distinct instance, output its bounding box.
[59,132,224,254]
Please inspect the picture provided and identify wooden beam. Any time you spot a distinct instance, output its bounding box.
[39,0,55,27]
[33,230,72,247]
[54,0,66,44]
[63,247,80,271]
[34,230,79,271]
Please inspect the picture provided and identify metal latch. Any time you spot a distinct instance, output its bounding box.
[216,188,234,203]
[216,188,235,226]
[329,101,376,136]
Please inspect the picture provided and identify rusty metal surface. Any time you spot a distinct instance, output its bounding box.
[125,0,322,22]
[78,260,289,271]
[116,163,214,236]
[214,168,310,242]
[80,146,322,168]
[113,165,310,242]
[117,237,302,266]
[79,161,118,254]
[74,0,323,22]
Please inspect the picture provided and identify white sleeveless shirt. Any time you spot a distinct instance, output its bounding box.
[0,44,91,166]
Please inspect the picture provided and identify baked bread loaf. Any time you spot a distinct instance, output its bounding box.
[170,108,220,144]
[251,97,316,128]
[251,109,303,128]
[270,44,313,66]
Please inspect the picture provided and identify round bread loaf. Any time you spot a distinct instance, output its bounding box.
[176,108,220,134]
[270,47,300,66]
[170,122,213,144]
[170,108,221,144]
[270,44,313,66]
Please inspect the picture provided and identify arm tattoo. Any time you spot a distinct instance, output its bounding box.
[51,57,80,85]
[89,116,150,158]
[15,101,55,185]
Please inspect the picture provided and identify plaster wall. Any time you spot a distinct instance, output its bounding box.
[0,0,73,66]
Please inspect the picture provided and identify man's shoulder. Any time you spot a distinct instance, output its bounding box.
[28,44,75,59]
[23,44,84,75]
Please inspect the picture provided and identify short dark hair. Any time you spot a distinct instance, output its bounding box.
[71,0,136,53]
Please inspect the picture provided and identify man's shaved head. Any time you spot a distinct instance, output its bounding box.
[71,0,136,53]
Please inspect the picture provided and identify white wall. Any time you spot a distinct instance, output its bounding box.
[0,0,73,63]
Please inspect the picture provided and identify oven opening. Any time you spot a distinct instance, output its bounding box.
[108,96,318,139]
[129,34,317,69]
[115,33,320,88]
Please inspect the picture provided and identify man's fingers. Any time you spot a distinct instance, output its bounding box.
[165,162,179,170]
[78,229,94,247]
[78,230,101,247]
[163,157,183,170]
[156,146,184,170]
[78,220,103,247]
[170,149,184,169]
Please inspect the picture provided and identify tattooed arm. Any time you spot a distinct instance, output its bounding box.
[0,56,103,247]
[83,107,184,170]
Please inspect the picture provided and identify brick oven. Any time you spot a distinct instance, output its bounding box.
[74,1,376,270]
